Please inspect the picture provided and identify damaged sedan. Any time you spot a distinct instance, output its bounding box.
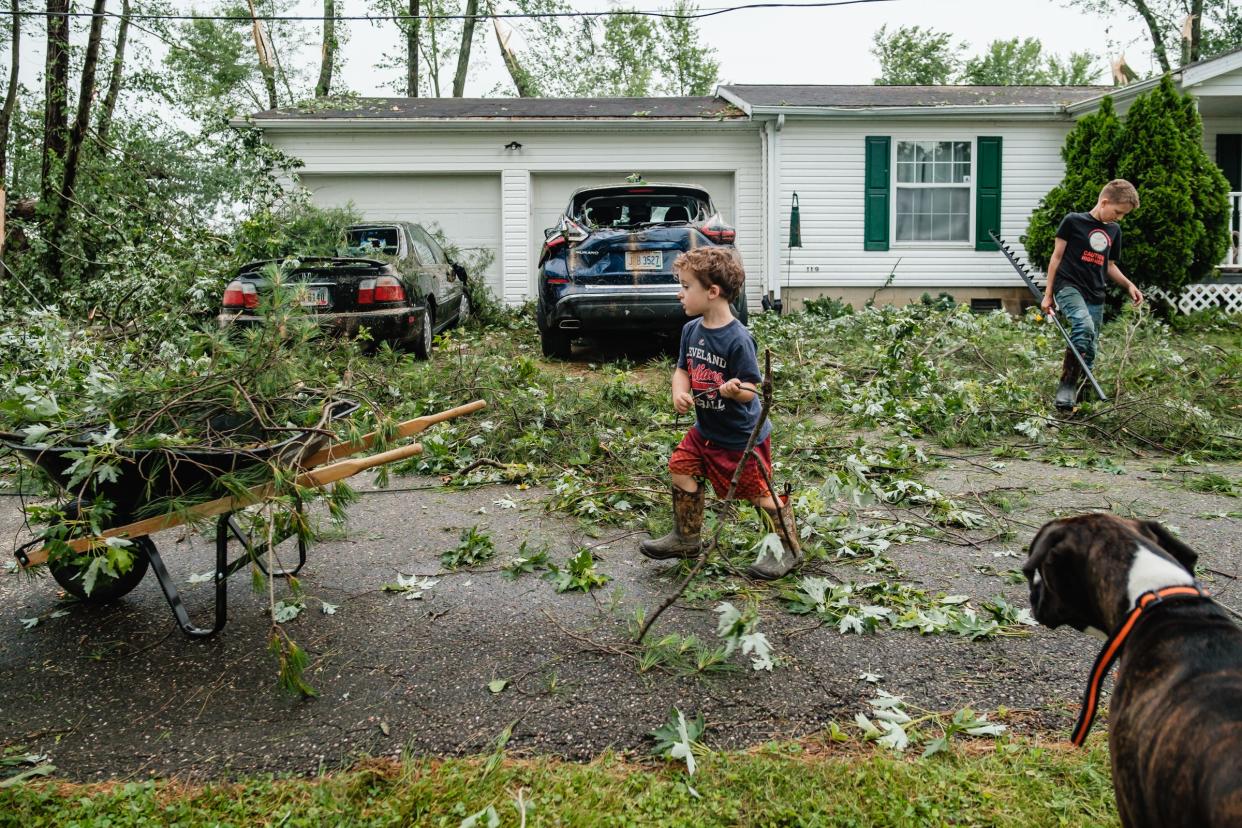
[535,183,747,359]
[219,222,469,359]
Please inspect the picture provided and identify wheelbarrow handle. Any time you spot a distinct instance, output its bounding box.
[16,442,427,569]
[302,399,487,467]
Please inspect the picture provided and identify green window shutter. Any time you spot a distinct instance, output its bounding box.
[864,136,890,251]
[975,136,1002,251]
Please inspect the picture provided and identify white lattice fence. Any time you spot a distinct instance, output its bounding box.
[1148,283,1242,314]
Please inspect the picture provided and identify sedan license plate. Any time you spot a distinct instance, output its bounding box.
[300,286,331,308]
[625,251,663,271]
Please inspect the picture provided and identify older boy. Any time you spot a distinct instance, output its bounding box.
[1040,179,1144,410]
[639,247,801,580]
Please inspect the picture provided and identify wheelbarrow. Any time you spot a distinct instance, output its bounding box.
[7,399,487,638]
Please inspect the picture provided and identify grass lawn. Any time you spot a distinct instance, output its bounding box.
[0,739,1118,827]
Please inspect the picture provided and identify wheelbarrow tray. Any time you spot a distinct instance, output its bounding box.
[10,399,487,638]
[1,399,359,520]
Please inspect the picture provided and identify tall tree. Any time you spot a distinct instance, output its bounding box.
[315,0,337,97]
[451,0,478,96]
[406,0,419,96]
[48,0,109,278]
[96,0,131,146]
[657,0,719,95]
[42,0,71,205]
[244,0,279,108]
[1066,0,1240,71]
[0,0,19,257]
[961,38,1048,85]
[1046,51,1100,85]
[871,24,962,85]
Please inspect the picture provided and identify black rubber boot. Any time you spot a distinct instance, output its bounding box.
[1054,348,1083,411]
[747,494,803,580]
[640,485,705,560]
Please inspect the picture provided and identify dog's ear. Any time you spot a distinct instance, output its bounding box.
[1135,520,1199,575]
[1024,520,1092,630]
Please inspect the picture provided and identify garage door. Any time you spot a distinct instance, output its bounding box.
[529,172,736,296]
[301,173,502,295]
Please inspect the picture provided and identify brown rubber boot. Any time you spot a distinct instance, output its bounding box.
[748,493,803,580]
[1054,347,1083,411]
[640,485,705,560]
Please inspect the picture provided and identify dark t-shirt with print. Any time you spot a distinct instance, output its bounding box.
[1054,211,1123,305]
[677,317,771,450]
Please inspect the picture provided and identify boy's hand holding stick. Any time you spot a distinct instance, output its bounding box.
[635,351,773,646]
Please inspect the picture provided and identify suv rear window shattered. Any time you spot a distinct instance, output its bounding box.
[577,195,709,229]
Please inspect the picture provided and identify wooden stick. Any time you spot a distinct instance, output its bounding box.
[18,442,429,569]
[301,399,487,467]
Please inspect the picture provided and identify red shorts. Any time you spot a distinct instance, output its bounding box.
[668,427,772,501]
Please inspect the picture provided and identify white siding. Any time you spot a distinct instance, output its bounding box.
[772,118,1076,287]
[1204,115,1242,172]
[502,170,531,304]
[1192,73,1242,97]
[264,126,763,305]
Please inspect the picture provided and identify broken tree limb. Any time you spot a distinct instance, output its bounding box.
[303,399,487,466]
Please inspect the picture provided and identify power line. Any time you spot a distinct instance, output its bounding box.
[14,0,895,24]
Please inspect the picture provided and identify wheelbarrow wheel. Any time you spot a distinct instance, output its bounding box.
[48,502,152,603]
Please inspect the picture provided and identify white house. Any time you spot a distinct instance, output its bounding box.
[244,48,1242,313]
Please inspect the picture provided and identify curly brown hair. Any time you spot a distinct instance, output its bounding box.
[672,247,746,302]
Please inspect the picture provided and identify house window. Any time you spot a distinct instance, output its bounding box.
[894,140,972,243]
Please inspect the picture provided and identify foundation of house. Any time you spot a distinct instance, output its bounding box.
[775,286,1035,316]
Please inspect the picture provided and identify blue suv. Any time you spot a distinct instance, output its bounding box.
[535,183,747,358]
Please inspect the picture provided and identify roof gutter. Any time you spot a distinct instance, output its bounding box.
[743,104,1074,119]
[231,116,754,130]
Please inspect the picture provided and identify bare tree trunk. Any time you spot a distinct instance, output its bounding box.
[1131,0,1173,72]
[0,0,21,183]
[41,0,71,206]
[493,14,535,97]
[451,0,478,97]
[425,1,441,96]
[96,0,130,145]
[47,0,107,279]
[245,0,279,108]
[1189,0,1203,63]
[315,0,335,97]
[406,0,419,96]
[0,0,17,259]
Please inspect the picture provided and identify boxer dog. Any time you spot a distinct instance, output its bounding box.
[1024,513,1242,828]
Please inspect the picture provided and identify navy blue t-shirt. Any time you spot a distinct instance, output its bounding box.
[1054,212,1123,305]
[677,318,771,450]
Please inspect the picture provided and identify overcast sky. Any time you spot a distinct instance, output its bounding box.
[334,0,1160,95]
[6,0,1164,99]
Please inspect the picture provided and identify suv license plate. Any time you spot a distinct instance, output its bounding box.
[300,286,331,308]
[626,251,663,271]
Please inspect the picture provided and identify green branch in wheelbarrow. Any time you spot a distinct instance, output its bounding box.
[16,400,488,569]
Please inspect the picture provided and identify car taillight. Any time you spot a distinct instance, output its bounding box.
[373,275,405,303]
[223,280,258,309]
[357,278,375,305]
[544,234,566,250]
[700,216,736,244]
[564,219,589,244]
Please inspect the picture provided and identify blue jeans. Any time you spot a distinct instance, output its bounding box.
[1055,286,1104,368]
